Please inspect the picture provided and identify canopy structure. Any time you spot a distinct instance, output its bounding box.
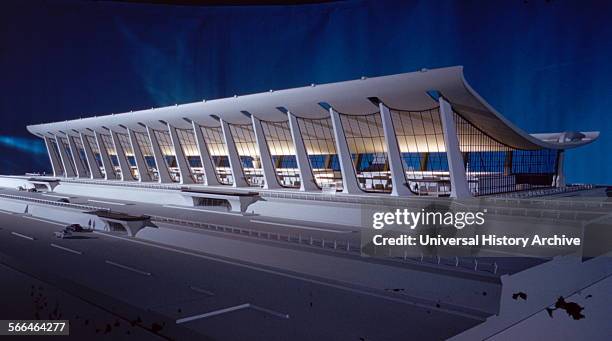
[27,66,599,198]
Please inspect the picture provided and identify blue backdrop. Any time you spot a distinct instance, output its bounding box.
[1,0,610,184]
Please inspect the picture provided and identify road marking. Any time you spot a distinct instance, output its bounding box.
[176,303,289,324]
[11,232,34,240]
[21,215,66,227]
[189,286,215,296]
[249,304,291,319]
[250,219,354,234]
[92,230,484,320]
[177,303,249,323]
[42,194,71,199]
[50,243,83,255]
[88,199,127,206]
[163,205,243,216]
[105,260,151,276]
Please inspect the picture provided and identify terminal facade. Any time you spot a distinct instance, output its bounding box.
[27,67,598,198]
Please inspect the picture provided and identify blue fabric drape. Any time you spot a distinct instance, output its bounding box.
[0,0,610,183]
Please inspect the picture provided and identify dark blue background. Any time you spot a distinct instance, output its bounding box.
[1,0,610,184]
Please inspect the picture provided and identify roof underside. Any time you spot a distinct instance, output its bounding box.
[26,66,598,150]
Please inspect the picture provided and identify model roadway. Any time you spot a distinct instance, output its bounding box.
[0,188,482,340]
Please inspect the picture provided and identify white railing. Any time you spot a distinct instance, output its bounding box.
[151,214,501,275]
[0,193,109,212]
[149,214,362,253]
[42,177,609,215]
[495,184,595,199]
[0,192,503,276]
[60,178,181,190]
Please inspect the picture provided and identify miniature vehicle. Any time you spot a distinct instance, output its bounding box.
[54,229,72,239]
[57,198,70,203]
[17,184,37,192]
[65,224,84,232]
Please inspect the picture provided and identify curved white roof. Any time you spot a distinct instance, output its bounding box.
[26,66,598,150]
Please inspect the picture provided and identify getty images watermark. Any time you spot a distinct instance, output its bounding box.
[368,208,582,249]
[372,208,486,230]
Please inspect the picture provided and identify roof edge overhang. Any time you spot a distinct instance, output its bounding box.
[457,70,599,150]
[26,66,599,151]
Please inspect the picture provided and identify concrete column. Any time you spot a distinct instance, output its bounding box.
[43,136,63,177]
[111,131,135,181]
[67,135,88,178]
[128,129,152,182]
[555,150,565,187]
[287,111,318,191]
[438,97,471,198]
[220,119,248,187]
[55,135,76,178]
[192,121,221,186]
[80,133,103,179]
[146,126,173,183]
[379,103,414,196]
[328,108,361,194]
[167,125,195,185]
[250,115,281,189]
[94,131,116,180]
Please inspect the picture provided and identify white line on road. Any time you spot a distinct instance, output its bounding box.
[189,286,215,296]
[105,260,151,276]
[250,219,354,234]
[92,230,482,320]
[21,215,66,227]
[163,205,243,216]
[88,199,127,206]
[42,194,71,199]
[50,243,83,255]
[176,303,289,324]
[249,304,291,319]
[11,231,34,240]
[176,303,250,323]
[250,304,289,319]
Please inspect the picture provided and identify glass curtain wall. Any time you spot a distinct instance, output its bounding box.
[84,135,104,176]
[152,129,179,182]
[72,136,90,176]
[200,125,232,185]
[454,111,558,196]
[115,132,138,180]
[175,128,203,183]
[296,117,342,191]
[339,112,391,193]
[390,107,450,196]
[100,134,120,177]
[228,123,263,187]
[133,131,158,181]
[260,120,299,188]
[57,137,77,176]
[49,138,65,176]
